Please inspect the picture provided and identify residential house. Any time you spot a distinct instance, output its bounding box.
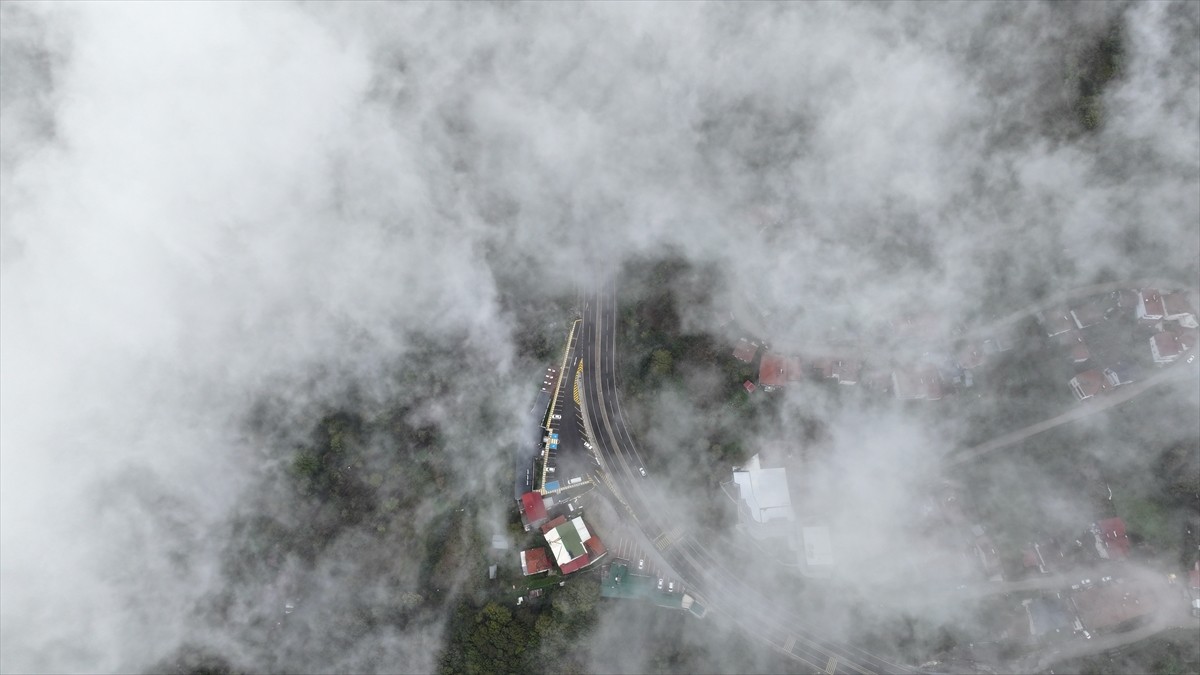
[1039,309,1075,338]
[830,359,862,385]
[520,547,553,576]
[732,338,758,363]
[1149,330,1197,364]
[1057,329,1090,363]
[1136,289,1166,323]
[956,341,986,370]
[1070,299,1109,329]
[892,365,944,401]
[1069,369,1111,401]
[1163,292,1198,328]
[519,491,549,531]
[758,353,789,391]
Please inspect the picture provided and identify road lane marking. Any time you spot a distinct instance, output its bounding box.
[825,656,838,674]
[784,635,796,652]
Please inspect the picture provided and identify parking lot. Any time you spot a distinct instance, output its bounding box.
[611,535,684,595]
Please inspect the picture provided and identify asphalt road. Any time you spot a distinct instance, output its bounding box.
[577,279,916,675]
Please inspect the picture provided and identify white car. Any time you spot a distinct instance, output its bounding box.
[583,441,592,450]
[552,414,562,420]
[657,578,664,591]
[639,467,647,477]
[668,581,675,593]
[638,558,645,571]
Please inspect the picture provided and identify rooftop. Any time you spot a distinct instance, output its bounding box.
[731,466,794,525]
[520,547,553,576]
[759,352,789,388]
[1075,584,1155,630]
[732,338,757,363]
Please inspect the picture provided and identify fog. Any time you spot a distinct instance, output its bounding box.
[2,2,1197,673]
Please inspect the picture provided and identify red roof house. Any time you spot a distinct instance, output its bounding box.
[540,514,567,535]
[1057,329,1090,363]
[830,359,862,385]
[1189,562,1200,591]
[892,366,943,400]
[1069,369,1111,401]
[1039,309,1075,337]
[758,353,789,389]
[520,491,548,528]
[520,547,553,575]
[1137,289,1166,322]
[1150,330,1197,364]
[1093,518,1131,560]
[1163,292,1198,328]
[732,338,758,363]
[957,341,986,370]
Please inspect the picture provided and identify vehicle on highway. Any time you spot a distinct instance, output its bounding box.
[1188,353,1196,364]
[639,467,647,477]
[657,578,664,591]
[638,558,644,571]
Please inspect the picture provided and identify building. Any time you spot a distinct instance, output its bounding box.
[830,359,862,385]
[1039,309,1076,338]
[1149,330,1196,364]
[1102,364,1137,387]
[1091,518,1131,560]
[799,526,835,578]
[1136,289,1166,323]
[542,515,605,575]
[1056,329,1090,363]
[1070,299,1109,329]
[758,353,789,390]
[892,365,943,400]
[1163,292,1198,328]
[729,455,794,533]
[519,491,549,531]
[732,338,758,363]
[956,341,986,370]
[1069,369,1111,401]
[520,547,553,576]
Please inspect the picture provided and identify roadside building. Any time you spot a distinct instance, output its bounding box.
[743,380,756,394]
[784,356,807,383]
[732,338,758,363]
[1163,292,1198,328]
[830,359,862,385]
[1069,369,1111,401]
[519,491,549,532]
[891,365,943,401]
[1070,299,1110,329]
[1038,309,1076,338]
[1057,329,1090,363]
[1136,289,1166,323]
[1102,364,1137,387]
[542,515,605,575]
[1091,518,1131,560]
[520,547,553,576]
[956,341,986,370]
[1149,330,1196,364]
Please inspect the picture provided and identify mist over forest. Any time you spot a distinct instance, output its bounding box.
[2,2,1197,674]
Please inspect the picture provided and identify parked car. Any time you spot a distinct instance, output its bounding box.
[639,467,647,477]
[638,559,645,571]
[657,578,664,591]
[668,581,675,593]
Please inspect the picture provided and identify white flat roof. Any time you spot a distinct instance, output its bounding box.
[732,467,793,524]
[802,526,834,567]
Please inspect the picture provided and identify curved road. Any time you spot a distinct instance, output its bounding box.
[578,280,916,675]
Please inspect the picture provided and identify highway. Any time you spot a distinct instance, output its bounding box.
[577,279,916,675]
